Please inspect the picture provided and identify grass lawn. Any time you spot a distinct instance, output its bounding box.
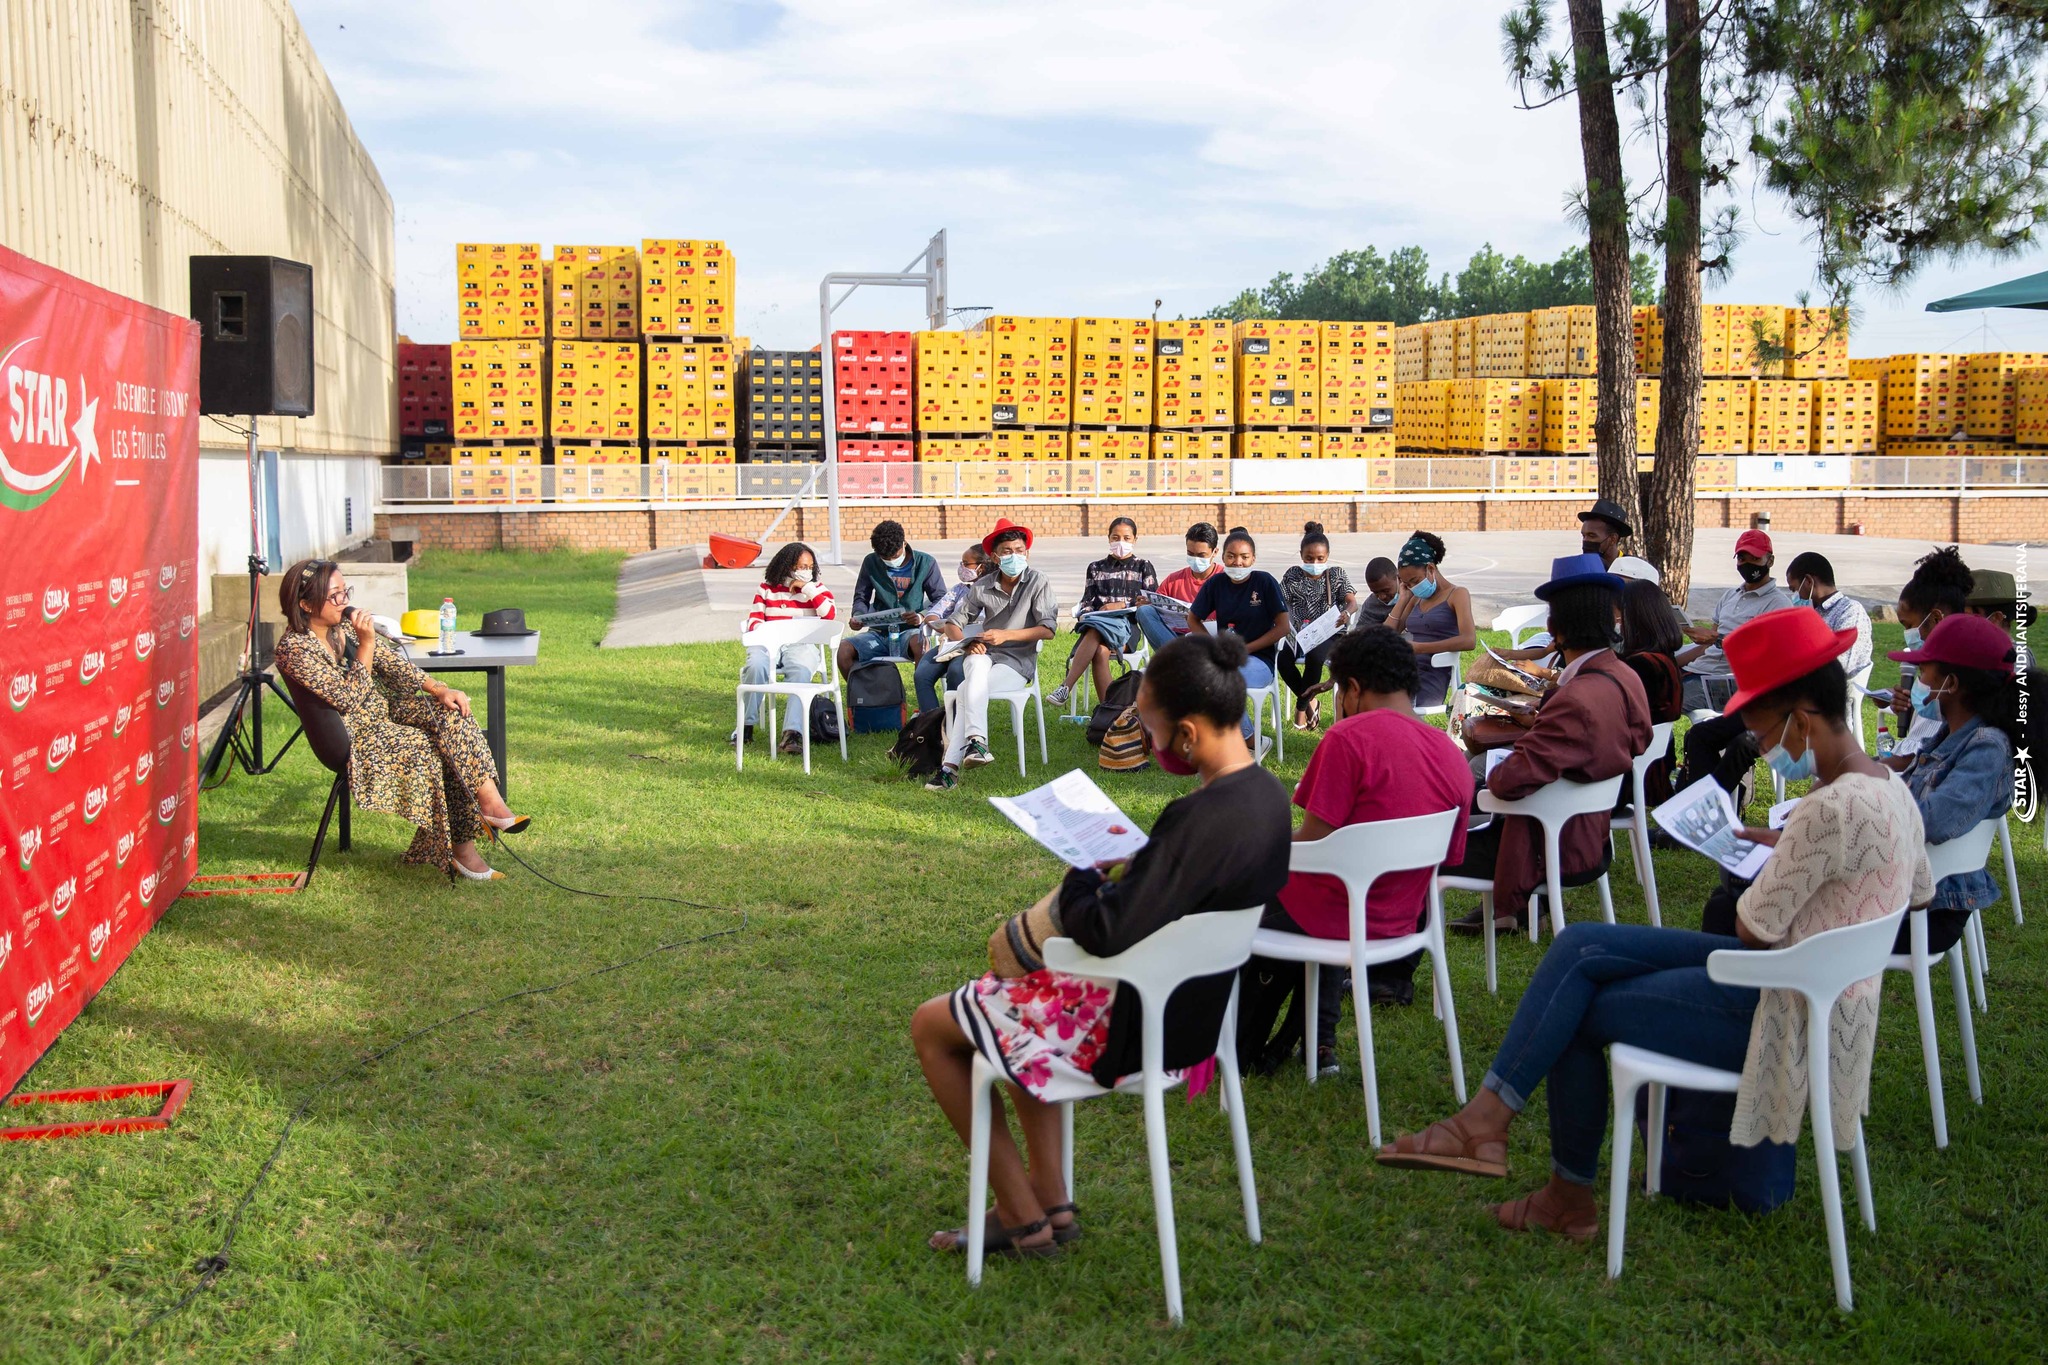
[3,548,2042,1362]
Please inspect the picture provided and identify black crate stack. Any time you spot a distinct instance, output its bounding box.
[742,350,827,496]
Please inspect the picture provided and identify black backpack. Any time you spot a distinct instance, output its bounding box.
[888,706,948,779]
[1632,1086,1796,1213]
[1084,667,1145,748]
[847,661,906,733]
[807,694,842,745]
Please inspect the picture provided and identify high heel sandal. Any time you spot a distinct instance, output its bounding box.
[481,812,532,836]
[454,858,505,882]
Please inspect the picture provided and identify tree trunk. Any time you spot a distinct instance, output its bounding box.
[1565,0,1640,546]
[1647,0,1703,606]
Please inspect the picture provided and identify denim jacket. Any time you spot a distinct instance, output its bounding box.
[1904,717,2013,912]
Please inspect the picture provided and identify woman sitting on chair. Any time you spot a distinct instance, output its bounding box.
[1047,516,1157,709]
[1376,608,1931,1244]
[1383,530,1476,709]
[736,541,836,753]
[911,631,1291,1258]
[272,560,530,883]
[1276,520,1359,731]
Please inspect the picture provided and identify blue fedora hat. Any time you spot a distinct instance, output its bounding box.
[1532,552,1627,601]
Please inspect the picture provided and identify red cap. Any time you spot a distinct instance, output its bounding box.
[1721,607,1861,715]
[1888,613,2017,674]
[981,518,1033,556]
[1733,529,1772,558]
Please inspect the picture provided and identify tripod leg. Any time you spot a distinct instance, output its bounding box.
[200,678,254,786]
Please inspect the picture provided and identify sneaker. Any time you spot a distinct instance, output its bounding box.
[778,730,804,755]
[1254,736,1274,764]
[1315,1045,1341,1078]
[1048,684,1071,707]
[728,724,756,745]
[1368,977,1415,1008]
[962,737,994,768]
[924,766,959,792]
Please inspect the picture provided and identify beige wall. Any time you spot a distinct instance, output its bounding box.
[0,0,395,460]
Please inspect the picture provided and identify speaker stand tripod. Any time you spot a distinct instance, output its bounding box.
[200,421,304,787]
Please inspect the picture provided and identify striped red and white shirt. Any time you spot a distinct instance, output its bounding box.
[746,579,837,630]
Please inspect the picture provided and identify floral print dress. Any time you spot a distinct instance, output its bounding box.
[274,628,499,873]
[950,968,1120,1103]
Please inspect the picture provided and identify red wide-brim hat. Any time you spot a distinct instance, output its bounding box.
[981,518,1033,555]
[1721,608,1861,715]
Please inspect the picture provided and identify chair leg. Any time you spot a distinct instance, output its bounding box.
[1646,1083,1667,1195]
[1351,960,1381,1149]
[1909,951,1949,1148]
[1807,1079,1854,1312]
[303,774,346,889]
[1013,699,1027,777]
[1141,1077,1184,1325]
[1429,911,1467,1104]
[1851,1118,1875,1233]
[1637,824,1661,928]
[1948,948,1982,1106]
[836,695,849,764]
[1303,964,1319,1086]
[1998,820,2024,925]
[1606,1067,1642,1281]
[1061,1101,1075,1205]
[735,693,748,772]
[337,776,351,851]
[1965,912,1988,1010]
[1272,694,1283,765]
[966,1057,995,1287]
[1596,873,1615,926]
[1546,850,1566,939]
[1482,891,1498,995]
[1033,692,1047,765]
[1218,982,1261,1245]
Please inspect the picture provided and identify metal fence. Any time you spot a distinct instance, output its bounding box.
[377,454,2048,507]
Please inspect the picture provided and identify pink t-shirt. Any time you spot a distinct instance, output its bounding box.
[1276,708,1474,941]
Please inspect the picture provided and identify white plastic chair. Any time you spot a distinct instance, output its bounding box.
[1201,620,1284,764]
[1247,811,1466,1147]
[2000,819,2025,926]
[734,619,846,774]
[1414,650,1462,720]
[964,907,1265,1325]
[1885,817,1999,1147]
[1485,774,1623,945]
[1608,721,1676,928]
[943,639,1047,775]
[1491,603,1550,649]
[1609,905,1907,1313]
[1064,615,1149,722]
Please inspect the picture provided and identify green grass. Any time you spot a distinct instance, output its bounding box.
[3,548,2042,1362]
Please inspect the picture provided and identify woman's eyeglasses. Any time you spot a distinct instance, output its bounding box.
[325,585,353,605]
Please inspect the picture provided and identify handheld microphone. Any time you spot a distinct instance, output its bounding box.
[342,605,406,641]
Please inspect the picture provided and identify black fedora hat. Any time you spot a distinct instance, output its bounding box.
[1578,498,1634,538]
[476,607,537,637]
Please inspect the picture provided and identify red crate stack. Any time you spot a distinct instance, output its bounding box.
[398,342,453,437]
[832,330,914,434]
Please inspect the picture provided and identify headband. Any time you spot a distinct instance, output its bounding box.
[1398,534,1438,568]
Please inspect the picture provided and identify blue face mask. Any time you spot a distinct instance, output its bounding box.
[996,552,1027,578]
[1902,625,1923,649]
[1411,575,1438,601]
[1910,678,1947,720]
[1303,561,1328,576]
[1762,713,1817,784]
[1188,555,1211,574]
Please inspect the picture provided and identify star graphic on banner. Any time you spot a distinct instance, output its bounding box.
[72,377,100,482]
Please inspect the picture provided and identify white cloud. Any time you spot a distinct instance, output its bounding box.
[304,0,2048,354]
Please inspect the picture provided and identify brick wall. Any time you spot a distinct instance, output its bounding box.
[377,493,2045,557]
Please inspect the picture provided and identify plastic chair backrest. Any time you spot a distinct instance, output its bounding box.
[1635,721,1676,784]
[1043,905,1264,1077]
[1285,810,1460,941]
[1926,817,1999,884]
[1706,906,1908,999]
[281,675,353,776]
[1481,773,1625,825]
[1844,662,1874,744]
[1492,603,1549,648]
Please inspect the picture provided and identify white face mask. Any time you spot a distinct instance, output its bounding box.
[1108,541,1134,559]
[1224,564,1252,583]
[883,552,907,569]
[1302,561,1328,576]
[791,568,814,585]
[958,564,978,584]
[1188,555,1211,574]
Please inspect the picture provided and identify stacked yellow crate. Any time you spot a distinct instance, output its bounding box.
[1849,357,1888,439]
[1395,380,1451,452]
[457,243,547,339]
[1701,378,1753,454]
[1445,379,1542,452]
[1963,352,2048,438]
[1153,319,1234,429]
[1636,378,1660,456]
[640,240,733,336]
[1394,324,1428,384]
[1425,321,1457,380]
[450,445,543,504]
[912,331,993,432]
[451,338,546,441]
[1319,320,1395,429]
[1233,320,1320,426]
[1154,429,1231,459]
[916,436,995,462]
[645,340,735,442]
[648,443,737,500]
[552,445,647,501]
[992,427,1072,460]
[1884,353,1963,438]
[1236,429,1320,458]
[1540,378,1595,453]
[1749,378,1812,453]
[1476,313,1532,377]
[2016,370,2048,446]
[976,316,1072,425]
[1071,318,1153,426]
[1783,307,1847,379]
[1531,307,1597,377]
[550,245,638,339]
[1810,379,1880,454]
[549,341,641,441]
[1632,306,1663,376]
[1727,304,1781,376]
[1452,317,1477,379]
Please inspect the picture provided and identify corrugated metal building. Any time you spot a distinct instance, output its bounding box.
[1,0,395,609]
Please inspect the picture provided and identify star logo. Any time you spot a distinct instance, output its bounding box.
[71,377,99,483]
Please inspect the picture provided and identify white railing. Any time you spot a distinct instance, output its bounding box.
[376,454,2048,507]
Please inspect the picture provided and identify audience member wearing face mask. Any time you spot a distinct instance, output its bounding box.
[911,544,990,714]
[1137,521,1223,649]
[926,520,1059,791]
[1049,517,1158,708]
[1886,544,1976,764]
[839,519,948,679]
[739,541,838,754]
[1276,521,1360,730]
[1383,530,1477,710]
[1186,527,1291,744]
[1676,529,1795,714]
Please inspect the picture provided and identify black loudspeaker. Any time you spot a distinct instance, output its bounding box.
[190,256,316,417]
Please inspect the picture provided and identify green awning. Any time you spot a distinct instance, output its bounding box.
[1925,269,2048,312]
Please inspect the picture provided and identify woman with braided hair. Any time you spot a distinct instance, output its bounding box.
[1383,530,1476,709]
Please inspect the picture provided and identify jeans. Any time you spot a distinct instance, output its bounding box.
[741,643,823,732]
[1136,603,1190,650]
[1679,711,1758,796]
[1481,923,1758,1186]
[912,650,951,713]
[847,629,911,665]
[942,653,1032,767]
[1239,657,1275,739]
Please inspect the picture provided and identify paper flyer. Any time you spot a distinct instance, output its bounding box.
[989,769,1151,870]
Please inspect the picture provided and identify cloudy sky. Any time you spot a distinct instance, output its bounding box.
[296,0,2048,356]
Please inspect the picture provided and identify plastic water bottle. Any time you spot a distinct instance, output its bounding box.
[1875,720,1894,760]
[439,597,457,654]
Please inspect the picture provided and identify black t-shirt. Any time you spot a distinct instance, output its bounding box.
[1189,570,1288,666]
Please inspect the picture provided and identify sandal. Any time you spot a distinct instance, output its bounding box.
[1374,1114,1509,1178]
[1491,1185,1599,1242]
[1045,1201,1082,1247]
[930,1211,1061,1259]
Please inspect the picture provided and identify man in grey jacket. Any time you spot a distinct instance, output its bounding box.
[927,519,1058,791]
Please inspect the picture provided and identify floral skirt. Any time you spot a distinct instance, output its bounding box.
[950,969,1117,1103]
